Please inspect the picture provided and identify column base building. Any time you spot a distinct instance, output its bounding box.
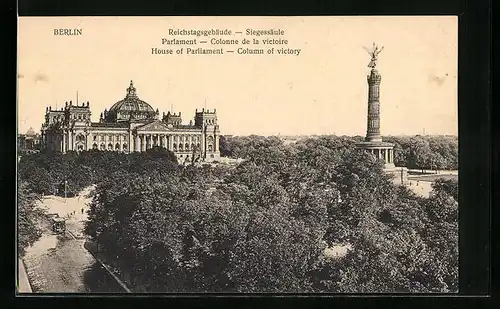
[41,80,221,164]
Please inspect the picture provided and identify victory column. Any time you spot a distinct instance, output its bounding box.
[355,43,408,184]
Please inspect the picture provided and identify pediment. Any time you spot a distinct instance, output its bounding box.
[135,121,171,132]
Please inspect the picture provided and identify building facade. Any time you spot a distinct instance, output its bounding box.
[41,81,221,163]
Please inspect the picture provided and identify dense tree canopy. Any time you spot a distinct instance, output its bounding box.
[18,147,179,196]
[223,134,458,170]
[18,134,458,292]
[84,136,458,292]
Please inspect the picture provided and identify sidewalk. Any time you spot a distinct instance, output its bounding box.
[407,169,458,176]
[17,259,33,293]
[84,241,132,292]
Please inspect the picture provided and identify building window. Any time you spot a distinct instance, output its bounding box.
[185,143,189,150]
[77,145,84,151]
[108,143,113,150]
[173,143,177,151]
[210,154,214,158]
[115,143,120,150]
[123,143,128,151]
[93,143,98,150]
[179,144,183,151]
[100,143,105,150]
[93,136,97,141]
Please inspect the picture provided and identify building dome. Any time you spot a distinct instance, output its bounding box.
[106,80,157,122]
[26,127,36,136]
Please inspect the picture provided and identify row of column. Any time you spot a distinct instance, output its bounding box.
[132,133,205,153]
[58,130,217,156]
[134,134,171,152]
[92,142,128,151]
[368,148,394,164]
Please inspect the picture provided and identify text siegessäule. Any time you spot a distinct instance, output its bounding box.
[150,28,302,56]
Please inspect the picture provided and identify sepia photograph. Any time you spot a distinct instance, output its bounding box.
[17,16,458,294]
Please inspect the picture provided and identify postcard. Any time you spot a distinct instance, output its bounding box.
[17,16,458,294]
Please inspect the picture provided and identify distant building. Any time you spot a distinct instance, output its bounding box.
[18,127,41,153]
[41,80,221,162]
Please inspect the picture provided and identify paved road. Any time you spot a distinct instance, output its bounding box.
[23,218,124,293]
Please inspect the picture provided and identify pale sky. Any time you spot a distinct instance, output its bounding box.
[17,16,457,136]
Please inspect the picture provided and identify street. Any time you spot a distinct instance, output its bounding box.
[21,187,125,293]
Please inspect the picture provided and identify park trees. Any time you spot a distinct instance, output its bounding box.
[408,137,433,171]
[18,147,179,198]
[50,133,459,293]
[417,178,458,292]
[382,135,458,170]
[17,180,45,257]
[218,135,232,157]
[220,135,285,159]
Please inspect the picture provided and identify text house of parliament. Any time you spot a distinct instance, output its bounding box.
[41,81,221,162]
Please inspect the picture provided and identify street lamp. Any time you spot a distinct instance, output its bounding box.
[64,180,68,203]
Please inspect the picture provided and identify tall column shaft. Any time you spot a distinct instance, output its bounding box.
[365,69,382,142]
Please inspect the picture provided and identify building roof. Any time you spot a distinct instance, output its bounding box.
[26,127,36,136]
[91,122,130,128]
[177,124,201,129]
[356,141,394,148]
[108,80,155,115]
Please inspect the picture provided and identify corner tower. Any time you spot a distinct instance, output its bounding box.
[194,108,220,160]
